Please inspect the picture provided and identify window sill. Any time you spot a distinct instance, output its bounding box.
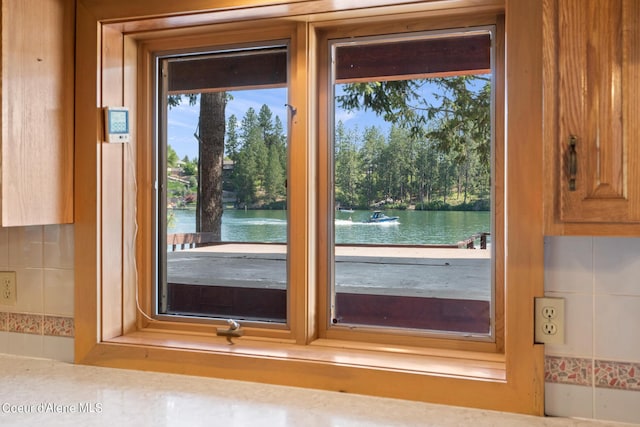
[96,328,506,384]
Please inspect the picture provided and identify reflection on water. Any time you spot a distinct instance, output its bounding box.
[168,209,490,245]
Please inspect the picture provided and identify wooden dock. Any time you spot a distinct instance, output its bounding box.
[164,241,492,334]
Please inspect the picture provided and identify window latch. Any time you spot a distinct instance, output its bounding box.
[216,319,243,344]
[285,103,297,116]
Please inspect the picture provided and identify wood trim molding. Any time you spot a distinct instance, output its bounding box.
[74,0,101,359]
[503,0,544,408]
[80,0,504,26]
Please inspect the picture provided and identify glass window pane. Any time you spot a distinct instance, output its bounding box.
[330,30,494,337]
[157,45,289,324]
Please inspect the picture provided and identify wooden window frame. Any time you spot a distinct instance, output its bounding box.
[75,0,545,415]
[154,32,299,333]
[316,23,503,352]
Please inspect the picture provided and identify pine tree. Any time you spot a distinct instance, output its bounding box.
[264,144,285,204]
[334,121,361,208]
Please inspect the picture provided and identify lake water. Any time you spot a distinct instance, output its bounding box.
[168,209,490,245]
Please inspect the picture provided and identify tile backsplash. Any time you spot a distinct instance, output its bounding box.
[0,225,74,362]
[544,236,640,425]
[0,228,639,423]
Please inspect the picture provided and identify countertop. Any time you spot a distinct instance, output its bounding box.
[0,354,634,427]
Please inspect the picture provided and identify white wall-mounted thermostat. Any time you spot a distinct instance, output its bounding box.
[104,106,130,143]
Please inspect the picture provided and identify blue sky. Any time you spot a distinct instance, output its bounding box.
[167,88,288,160]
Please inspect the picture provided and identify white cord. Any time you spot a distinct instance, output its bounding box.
[125,140,156,324]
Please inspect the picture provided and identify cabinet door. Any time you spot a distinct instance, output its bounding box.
[556,0,640,223]
[1,0,74,225]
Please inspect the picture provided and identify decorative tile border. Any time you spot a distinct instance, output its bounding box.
[546,355,640,392]
[595,359,640,391]
[0,311,74,337]
[7,313,43,334]
[545,355,592,386]
[43,315,74,337]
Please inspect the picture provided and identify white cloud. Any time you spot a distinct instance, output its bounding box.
[335,109,357,124]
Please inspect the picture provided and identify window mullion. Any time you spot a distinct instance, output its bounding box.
[288,22,314,344]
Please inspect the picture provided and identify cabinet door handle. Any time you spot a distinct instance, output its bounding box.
[568,136,577,191]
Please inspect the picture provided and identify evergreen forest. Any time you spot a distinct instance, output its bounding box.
[167,75,491,212]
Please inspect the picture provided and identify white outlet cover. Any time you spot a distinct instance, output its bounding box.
[534,297,565,345]
[0,271,16,306]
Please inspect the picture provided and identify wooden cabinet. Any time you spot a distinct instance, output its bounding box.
[1,0,74,226]
[543,0,640,234]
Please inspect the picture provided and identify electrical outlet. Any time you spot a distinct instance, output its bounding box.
[534,297,564,344]
[542,322,557,335]
[542,305,557,319]
[0,271,16,305]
